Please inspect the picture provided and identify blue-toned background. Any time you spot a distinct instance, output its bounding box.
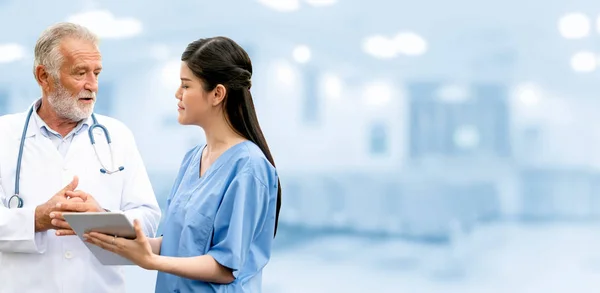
[3,0,600,292]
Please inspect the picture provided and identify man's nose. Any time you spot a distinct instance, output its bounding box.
[84,73,98,93]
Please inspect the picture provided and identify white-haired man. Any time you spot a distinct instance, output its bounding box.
[0,22,161,293]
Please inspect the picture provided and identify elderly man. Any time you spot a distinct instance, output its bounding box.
[0,22,161,293]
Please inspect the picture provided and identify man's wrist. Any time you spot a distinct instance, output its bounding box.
[34,205,45,232]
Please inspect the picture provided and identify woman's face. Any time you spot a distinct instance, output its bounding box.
[175,62,213,126]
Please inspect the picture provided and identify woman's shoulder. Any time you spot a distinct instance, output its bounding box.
[229,141,278,187]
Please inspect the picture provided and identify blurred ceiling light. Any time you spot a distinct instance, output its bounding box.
[453,125,479,150]
[273,61,297,87]
[0,43,25,63]
[363,32,427,59]
[305,0,337,7]
[292,45,311,63]
[362,35,397,59]
[321,73,342,100]
[363,81,392,107]
[558,12,590,39]
[393,32,427,56]
[256,0,300,12]
[514,83,541,107]
[437,84,470,103]
[570,51,597,72]
[67,10,142,39]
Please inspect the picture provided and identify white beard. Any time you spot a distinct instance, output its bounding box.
[47,82,96,122]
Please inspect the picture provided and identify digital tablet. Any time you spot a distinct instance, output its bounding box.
[63,212,137,266]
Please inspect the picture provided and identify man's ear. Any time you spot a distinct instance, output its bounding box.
[211,84,227,107]
[35,65,53,92]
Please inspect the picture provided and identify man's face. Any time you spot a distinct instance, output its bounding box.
[47,37,102,121]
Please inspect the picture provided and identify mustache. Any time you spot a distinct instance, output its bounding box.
[77,91,96,99]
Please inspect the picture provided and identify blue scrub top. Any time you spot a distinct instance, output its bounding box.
[155,141,279,293]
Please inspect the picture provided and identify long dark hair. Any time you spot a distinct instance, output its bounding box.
[181,37,281,237]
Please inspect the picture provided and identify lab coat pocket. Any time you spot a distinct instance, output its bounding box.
[82,170,125,211]
[180,213,214,257]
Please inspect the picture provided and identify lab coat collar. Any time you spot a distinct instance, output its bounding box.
[23,98,94,139]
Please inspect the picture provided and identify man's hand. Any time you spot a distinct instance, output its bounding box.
[34,176,79,233]
[51,190,105,236]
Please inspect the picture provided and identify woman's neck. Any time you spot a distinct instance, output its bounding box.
[202,121,246,156]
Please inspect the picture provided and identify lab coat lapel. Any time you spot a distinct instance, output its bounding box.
[20,100,40,140]
[16,103,57,165]
[12,108,37,141]
[12,109,63,178]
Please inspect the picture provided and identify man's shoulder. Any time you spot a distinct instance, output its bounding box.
[0,112,27,123]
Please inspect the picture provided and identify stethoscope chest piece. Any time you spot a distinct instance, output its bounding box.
[8,194,23,209]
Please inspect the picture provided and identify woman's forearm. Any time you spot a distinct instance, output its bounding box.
[148,237,162,255]
[149,254,235,284]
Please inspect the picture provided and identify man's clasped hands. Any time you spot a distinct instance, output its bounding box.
[34,176,106,236]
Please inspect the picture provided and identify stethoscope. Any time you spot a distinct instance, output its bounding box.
[7,106,125,209]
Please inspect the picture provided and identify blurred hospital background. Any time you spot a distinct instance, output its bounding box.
[3,0,600,292]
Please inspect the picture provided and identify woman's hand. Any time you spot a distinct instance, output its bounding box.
[83,219,157,270]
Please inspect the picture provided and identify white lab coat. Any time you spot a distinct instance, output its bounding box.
[0,104,162,293]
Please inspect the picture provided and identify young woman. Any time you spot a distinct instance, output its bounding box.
[84,36,282,293]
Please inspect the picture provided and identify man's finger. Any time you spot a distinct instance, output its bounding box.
[69,197,84,203]
[50,211,65,221]
[56,229,76,236]
[65,190,89,201]
[51,219,71,230]
[56,202,89,212]
[61,176,79,193]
